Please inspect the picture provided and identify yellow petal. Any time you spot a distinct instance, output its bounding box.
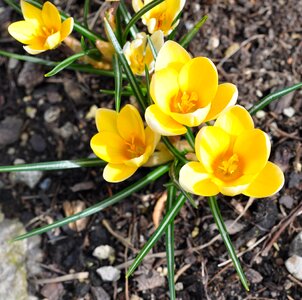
[95,108,118,133]
[103,163,138,183]
[42,1,61,32]
[21,0,42,25]
[90,132,127,163]
[60,17,74,41]
[155,40,191,72]
[214,105,254,137]
[144,126,161,153]
[44,31,61,49]
[125,153,148,167]
[145,105,187,136]
[204,83,238,122]
[179,162,219,196]
[234,129,271,175]
[8,21,37,44]
[195,126,231,172]
[178,57,218,107]
[23,45,45,55]
[218,184,250,197]
[243,162,284,198]
[150,67,179,114]
[117,105,145,143]
[170,104,211,127]
[132,0,144,13]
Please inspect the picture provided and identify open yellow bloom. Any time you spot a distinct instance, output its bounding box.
[179,105,284,197]
[90,105,160,183]
[123,31,164,76]
[145,41,238,136]
[132,0,185,35]
[8,0,74,55]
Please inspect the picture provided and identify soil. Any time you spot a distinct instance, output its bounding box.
[0,0,302,299]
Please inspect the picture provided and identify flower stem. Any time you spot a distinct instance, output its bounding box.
[208,196,249,291]
[162,137,188,164]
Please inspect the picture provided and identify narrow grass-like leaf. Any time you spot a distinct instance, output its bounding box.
[0,50,119,77]
[104,18,147,111]
[169,160,197,209]
[115,5,123,44]
[119,0,139,39]
[3,0,21,13]
[147,35,158,59]
[45,51,87,77]
[0,158,105,173]
[123,0,164,40]
[179,15,208,48]
[83,0,90,28]
[14,164,170,241]
[144,65,152,106]
[100,89,133,96]
[208,196,249,291]
[185,127,195,150]
[113,54,123,112]
[5,0,104,43]
[126,193,186,277]
[166,185,176,300]
[248,82,302,115]
[162,137,188,164]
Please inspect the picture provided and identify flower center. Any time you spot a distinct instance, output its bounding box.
[125,136,145,159]
[170,91,199,114]
[215,154,241,181]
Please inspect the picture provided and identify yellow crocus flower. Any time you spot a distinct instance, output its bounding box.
[132,0,185,36]
[8,0,74,55]
[145,41,238,136]
[123,30,164,76]
[90,105,160,183]
[179,105,284,197]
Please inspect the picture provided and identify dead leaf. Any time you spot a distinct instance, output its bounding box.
[135,271,165,291]
[63,200,89,232]
[152,192,167,229]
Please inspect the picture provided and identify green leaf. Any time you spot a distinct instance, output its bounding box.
[123,0,164,40]
[179,15,208,48]
[208,196,249,291]
[126,193,186,277]
[45,51,87,77]
[144,65,152,106]
[162,137,188,164]
[100,89,133,96]
[169,160,197,209]
[0,158,105,173]
[113,54,123,112]
[166,185,176,300]
[185,127,195,150]
[119,0,139,39]
[104,18,147,111]
[83,0,90,28]
[14,164,170,241]
[0,50,120,77]
[248,82,302,115]
[147,35,158,59]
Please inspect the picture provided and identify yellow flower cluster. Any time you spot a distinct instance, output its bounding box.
[8,0,73,54]
[7,1,284,198]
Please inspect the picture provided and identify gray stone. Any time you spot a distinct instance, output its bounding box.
[93,245,115,261]
[289,232,302,257]
[0,116,23,148]
[10,170,43,189]
[0,218,28,300]
[44,106,61,123]
[279,195,294,209]
[285,255,302,280]
[91,286,110,300]
[96,266,121,282]
[55,122,77,139]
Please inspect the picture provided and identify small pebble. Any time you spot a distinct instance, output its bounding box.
[44,106,61,123]
[283,107,295,118]
[26,107,37,119]
[93,245,115,263]
[285,255,302,280]
[96,266,121,282]
[255,110,266,119]
[289,232,302,257]
[279,195,294,209]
